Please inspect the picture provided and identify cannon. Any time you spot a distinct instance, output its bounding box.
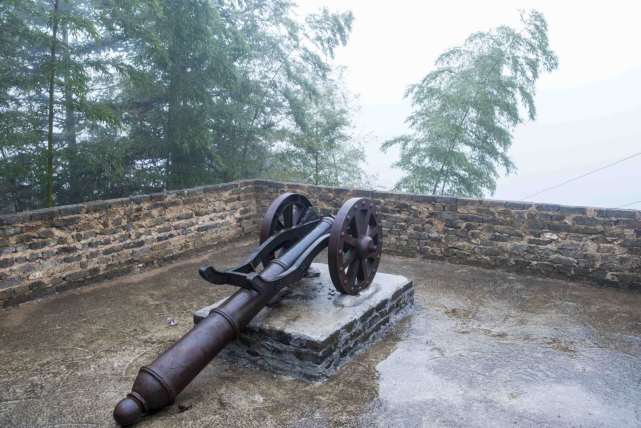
[113,193,382,426]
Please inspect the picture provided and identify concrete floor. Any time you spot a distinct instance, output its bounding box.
[1,239,640,427]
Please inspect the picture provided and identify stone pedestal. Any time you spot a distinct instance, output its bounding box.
[193,263,414,381]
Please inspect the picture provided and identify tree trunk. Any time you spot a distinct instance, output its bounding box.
[314,150,319,185]
[431,59,502,196]
[62,16,78,201]
[165,1,190,191]
[46,0,60,207]
[166,74,179,189]
[165,10,181,190]
[63,23,76,148]
[431,109,470,195]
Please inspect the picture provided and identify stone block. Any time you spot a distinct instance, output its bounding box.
[193,263,414,381]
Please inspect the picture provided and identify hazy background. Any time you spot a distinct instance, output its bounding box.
[298,1,641,208]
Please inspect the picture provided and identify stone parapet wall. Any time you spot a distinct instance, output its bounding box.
[0,181,259,307]
[2,179,639,308]
[253,180,641,290]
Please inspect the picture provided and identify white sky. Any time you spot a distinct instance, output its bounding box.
[297,1,641,208]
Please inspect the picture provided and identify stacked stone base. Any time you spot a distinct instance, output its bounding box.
[194,263,414,381]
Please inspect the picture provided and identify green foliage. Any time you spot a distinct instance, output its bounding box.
[0,0,361,212]
[383,10,558,197]
[1,0,50,210]
[1,0,121,208]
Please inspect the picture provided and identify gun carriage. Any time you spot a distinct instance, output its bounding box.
[114,193,382,426]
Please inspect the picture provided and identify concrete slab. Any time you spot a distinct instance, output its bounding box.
[193,263,414,380]
[1,239,640,427]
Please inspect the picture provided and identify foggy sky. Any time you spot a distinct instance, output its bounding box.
[298,0,641,208]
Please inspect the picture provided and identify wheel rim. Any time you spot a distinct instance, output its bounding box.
[328,198,382,295]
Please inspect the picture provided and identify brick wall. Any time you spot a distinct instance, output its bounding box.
[2,179,640,308]
[254,180,641,290]
[0,181,259,307]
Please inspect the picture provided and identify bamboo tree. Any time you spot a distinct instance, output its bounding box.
[383,10,558,197]
[272,72,365,187]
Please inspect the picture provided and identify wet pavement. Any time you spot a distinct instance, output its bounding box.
[1,239,640,427]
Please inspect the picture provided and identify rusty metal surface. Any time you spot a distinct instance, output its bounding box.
[113,193,382,426]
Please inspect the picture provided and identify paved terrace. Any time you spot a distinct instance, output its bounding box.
[1,239,640,427]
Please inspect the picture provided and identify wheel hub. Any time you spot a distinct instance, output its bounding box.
[357,236,376,257]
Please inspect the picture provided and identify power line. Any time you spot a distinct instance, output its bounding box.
[522,150,641,200]
[617,200,641,209]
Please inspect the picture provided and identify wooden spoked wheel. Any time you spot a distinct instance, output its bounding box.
[259,193,314,263]
[259,193,314,243]
[328,197,382,295]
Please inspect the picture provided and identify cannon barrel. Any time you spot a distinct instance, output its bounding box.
[113,217,334,426]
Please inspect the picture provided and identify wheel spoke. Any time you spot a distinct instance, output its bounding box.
[283,204,293,227]
[359,257,370,280]
[343,234,357,248]
[276,218,285,230]
[300,206,312,223]
[346,258,358,285]
[292,205,304,225]
[343,249,356,267]
[355,210,367,237]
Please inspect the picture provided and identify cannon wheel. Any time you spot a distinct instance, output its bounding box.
[260,192,314,245]
[328,198,382,295]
